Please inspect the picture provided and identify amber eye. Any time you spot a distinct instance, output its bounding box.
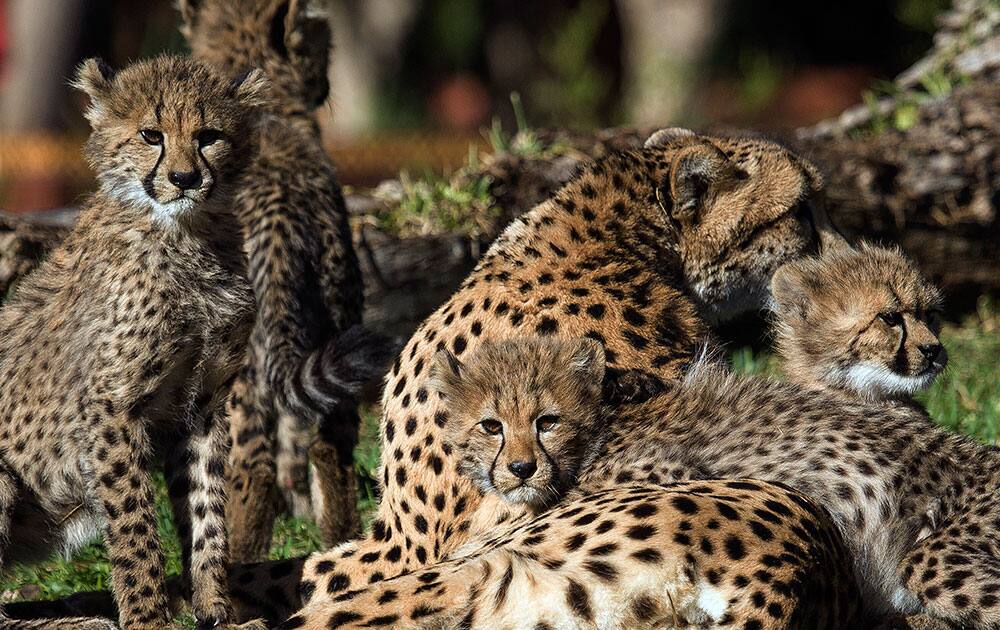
[536,415,559,432]
[879,312,903,327]
[196,129,223,147]
[480,419,503,435]
[139,129,163,145]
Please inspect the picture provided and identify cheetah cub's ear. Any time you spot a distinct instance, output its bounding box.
[770,259,821,322]
[429,349,465,400]
[176,0,199,38]
[229,67,273,110]
[71,58,116,124]
[563,338,606,396]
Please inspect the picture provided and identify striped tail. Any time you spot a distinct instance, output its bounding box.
[281,325,394,423]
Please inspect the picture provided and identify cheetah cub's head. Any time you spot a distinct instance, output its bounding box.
[771,238,946,400]
[643,129,828,324]
[179,0,332,109]
[431,337,605,510]
[74,55,269,223]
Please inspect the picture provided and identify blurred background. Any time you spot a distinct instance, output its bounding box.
[0,0,948,210]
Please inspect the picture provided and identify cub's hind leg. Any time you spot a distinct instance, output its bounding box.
[275,411,312,518]
[225,371,278,563]
[309,405,361,546]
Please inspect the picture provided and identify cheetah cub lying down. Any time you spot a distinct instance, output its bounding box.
[770,238,946,401]
[0,56,268,630]
[426,339,861,627]
[436,334,1000,627]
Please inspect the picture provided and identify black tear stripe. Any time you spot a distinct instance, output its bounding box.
[198,149,215,199]
[143,147,165,201]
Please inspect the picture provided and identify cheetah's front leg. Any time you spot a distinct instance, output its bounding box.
[89,419,171,629]
[170,409,243,628]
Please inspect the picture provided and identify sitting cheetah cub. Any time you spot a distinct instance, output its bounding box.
[770,239,946,401]
[0,56,267,629]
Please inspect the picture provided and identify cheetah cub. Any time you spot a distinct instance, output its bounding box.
[431,338,607,512]
[770,239,946,401]
[0,56,267,629]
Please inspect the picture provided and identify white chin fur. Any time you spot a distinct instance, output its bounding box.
[841,362,937,398]
[108,180,198,224]
[501,484,546,507]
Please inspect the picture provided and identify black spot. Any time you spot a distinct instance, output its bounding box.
[671,496,699,515]
[627,524,656,540]
[566,533,587,551]
[566,580,593,621]
[326,573,350,593]
[630,503,658,518]
[631,548,662,563]
[586,304,606,320]
[724,535,747,560]
[749,521,774,542]
[536,317,559,335]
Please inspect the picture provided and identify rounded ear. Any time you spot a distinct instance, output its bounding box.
[661,145,733,226]
[176,0,199,38]
[567,338,606,386]
[72,58,115,123]
[72,58,114,98]
[429,349,464,396]
[229,68,272,109]
[644,127,695,149]
[770,261,813,319]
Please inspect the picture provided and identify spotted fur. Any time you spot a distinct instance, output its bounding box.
[178,0,366,557]
[281,482,860,629]
[0,56,266,629]
[571,362,1000,626]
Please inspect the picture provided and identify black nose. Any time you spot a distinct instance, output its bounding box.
[508,460,537,479]
[168,170,202,190]
[919,343,943,362]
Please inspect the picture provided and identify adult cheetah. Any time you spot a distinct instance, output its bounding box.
[282,482,860,629]
[286,128,827,610]
[179,0,366,557]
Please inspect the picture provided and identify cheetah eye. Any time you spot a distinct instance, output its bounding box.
[536,415,559,432]
[139,129,163,145]
[479,419,503,435]
[196,129,223,147]
[878,312,903,327]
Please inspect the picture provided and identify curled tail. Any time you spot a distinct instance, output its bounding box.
[281,325,395,423]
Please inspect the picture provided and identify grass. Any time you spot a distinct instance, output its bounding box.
[3,298,998,617]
